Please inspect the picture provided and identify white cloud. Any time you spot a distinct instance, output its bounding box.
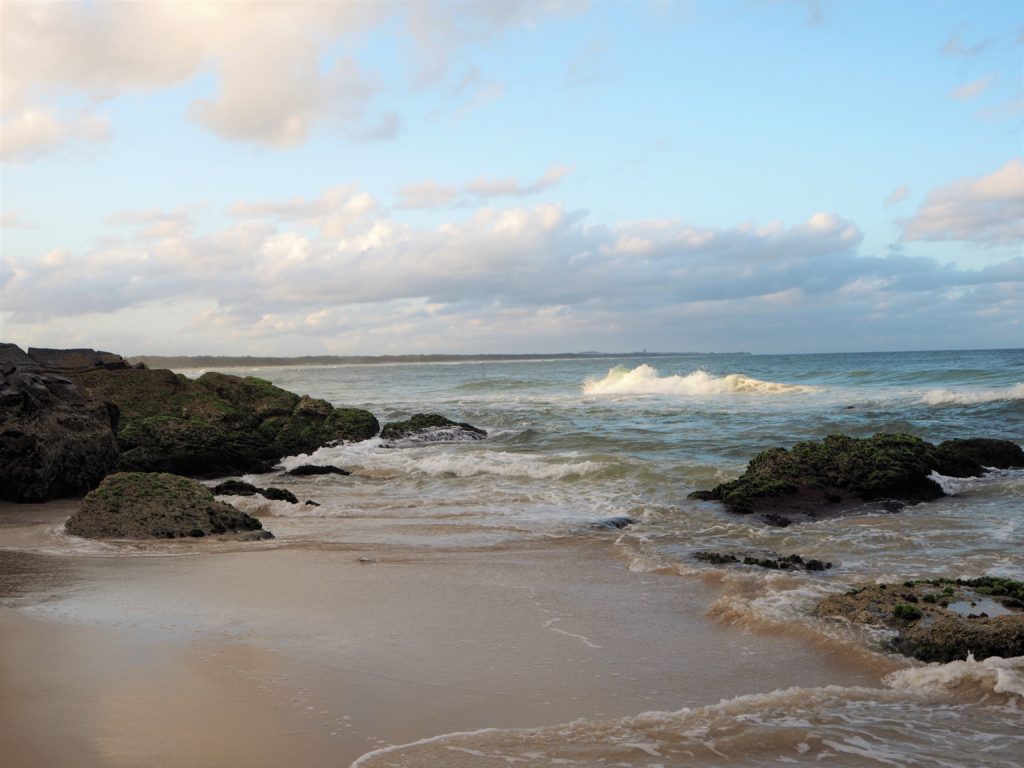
[466,163,573,198]
[948,74,995,101]
[903,159,1024,244]
[884,185,910,207]
[0,210,37,229]
[398,182,460,210]
[940,29,994,56]
[0,1,571,158]
[0,108,110,162]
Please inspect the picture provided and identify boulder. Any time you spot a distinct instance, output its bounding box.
[380,413,486,444]
[285,464,351,476]
[694,550,831,571]
[73,366,379,476]
[66,472,272,540]
[689,433,1023,523]
[0,344,119,502]
[211,480,298,504]
[814,578,1024,662]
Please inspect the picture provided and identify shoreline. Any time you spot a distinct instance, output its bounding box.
[1,505,887,767]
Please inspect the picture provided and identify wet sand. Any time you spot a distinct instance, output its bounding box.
[0,507,886,768]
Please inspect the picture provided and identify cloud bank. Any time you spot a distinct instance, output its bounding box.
[3,185,1020,353]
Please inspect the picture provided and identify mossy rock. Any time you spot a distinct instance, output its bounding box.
[814,579,1024,662]
[73,367,379,476]
[689,433,1023,520]
[66,472,272,540]
[380,413,486,443]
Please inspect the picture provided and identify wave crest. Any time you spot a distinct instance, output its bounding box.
[919,383,1024,405]
[583,364,817,396]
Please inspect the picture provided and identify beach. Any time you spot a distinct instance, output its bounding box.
[1,511,884,768]
[1,350,1022,766]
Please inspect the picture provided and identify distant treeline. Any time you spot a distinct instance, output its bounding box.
[129,351,746,369]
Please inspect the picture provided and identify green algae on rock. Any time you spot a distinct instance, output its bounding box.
[814,579,1024,663]
[74,367,379,477]
[66,472,272,540]
[688,433,1024,521]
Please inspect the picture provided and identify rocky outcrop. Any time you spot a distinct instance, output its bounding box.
[73,367,379,477]
[814,578,1024,662]
[285,464,351,476]
[689,433,1023,524]
[0,344,119,502]
[211,480,299,504]
[65,472,272,540]
[380,413,486,444]
[694,550,832,571]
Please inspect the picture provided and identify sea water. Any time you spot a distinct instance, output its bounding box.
[8,349,1024,765]
[187,348,1022,767]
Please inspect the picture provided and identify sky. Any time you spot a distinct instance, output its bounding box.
[1,0,1022,356]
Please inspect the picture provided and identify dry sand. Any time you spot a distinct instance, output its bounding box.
[0,505,885,768]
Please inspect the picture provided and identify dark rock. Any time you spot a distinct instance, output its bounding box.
[212,480,298,503]
[73,366,379,477]
[66,472,272,540]
[694,550,832,571]
[212,480,260,496]
[688,433,1024,522]
[587,516,638,530]
[27,347,132,372]
[0,344,119,502]
[259,486,298,503]
[380,413,486,444]
[286,464,351,476]
[815,578,1024,662]
[304,500,320,507]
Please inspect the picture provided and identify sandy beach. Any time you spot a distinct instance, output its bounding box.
[0,501,888,768]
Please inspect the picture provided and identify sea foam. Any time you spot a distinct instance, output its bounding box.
[919,382,1024,405]
[583,364,818,396]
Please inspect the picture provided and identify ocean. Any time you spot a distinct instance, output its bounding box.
[4,349,1024,766]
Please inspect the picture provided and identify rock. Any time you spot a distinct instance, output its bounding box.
[66,472,272,540]
[304,500,320,507]
[587,516,638,530]
[72,366,379,477]
[0,344,119,502]
[380,413,486,444]
[814,577,1024,662]
[688,433,1024,522]
[26,347,133,372]
[286,464,351,476]
[694,550,832,571]
[212,480,298,504]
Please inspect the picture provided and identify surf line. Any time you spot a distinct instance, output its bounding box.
[542,617,603,649]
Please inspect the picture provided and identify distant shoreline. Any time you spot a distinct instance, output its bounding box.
[128,351,746,369]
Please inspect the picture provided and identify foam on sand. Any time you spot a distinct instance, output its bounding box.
[583,364,818,396]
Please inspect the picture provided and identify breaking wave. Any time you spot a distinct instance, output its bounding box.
[919,383,1024,405]
[352,656,1024,768]
[583,365,818,396]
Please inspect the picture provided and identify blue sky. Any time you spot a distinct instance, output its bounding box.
[1,0,1021,355]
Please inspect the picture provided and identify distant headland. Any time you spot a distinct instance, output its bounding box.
[128,351,748,369]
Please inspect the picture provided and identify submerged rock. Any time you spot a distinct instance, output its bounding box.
[694,550,831,571]
[814,578,1024,662]
[73,366,379,476]
[212,480,298,504]
[380,413,486,444]
[0,344,119,502]
[286,464,351,476]
[587,516,638,530]
[689,433,1023,523]
[66,472,272,540]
